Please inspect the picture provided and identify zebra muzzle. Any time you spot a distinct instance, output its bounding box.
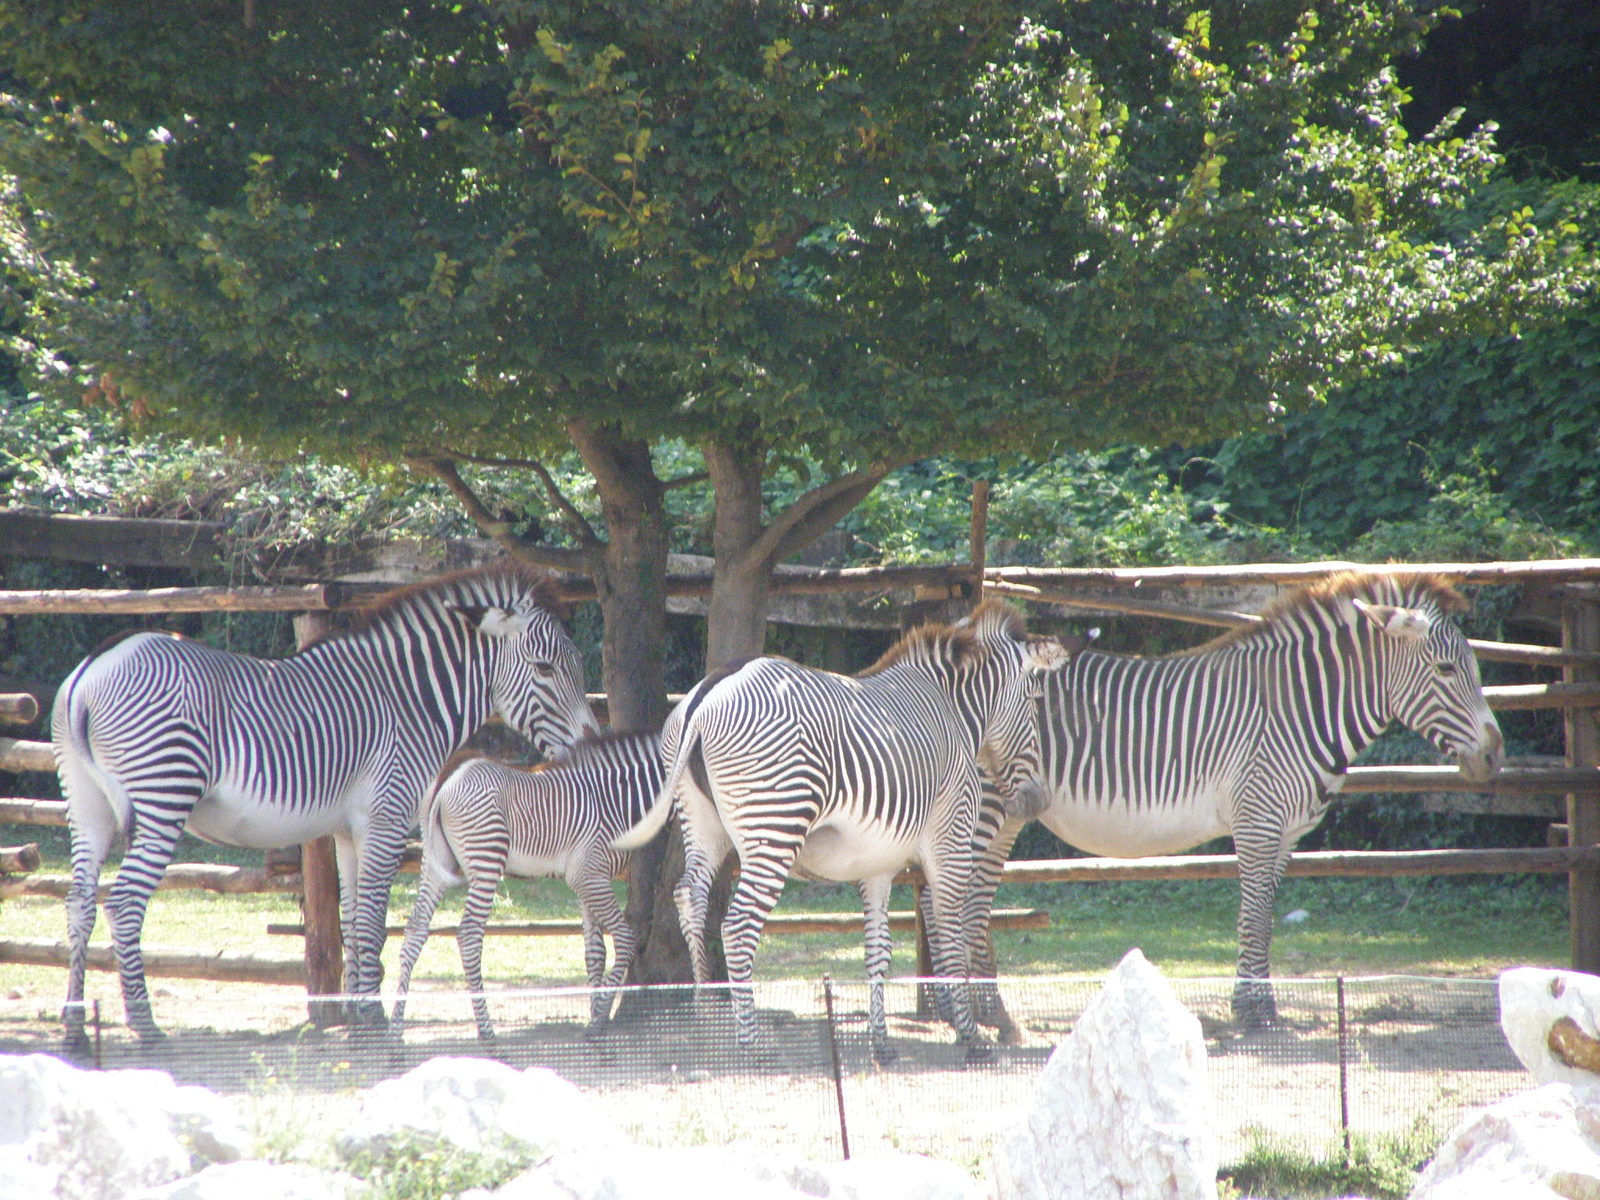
[1003,779,1050,822]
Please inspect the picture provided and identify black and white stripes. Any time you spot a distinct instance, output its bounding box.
[967,572,1503,1025]
[392,730,665,1041]
[51,564,597,1047]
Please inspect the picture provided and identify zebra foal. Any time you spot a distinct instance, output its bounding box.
[966,572,1503,1027]
[620,601,1080,1064]
[52,563,598,1049]
[391,731,664,1043]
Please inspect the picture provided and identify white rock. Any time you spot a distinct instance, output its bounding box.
[335,1056,623,1163]
[814,1151,983,1200]
[132,1161,357,1200]
[1409,1081,1600,1199]
[990,948,1218,1200]
[500,1144,808,1200]
[0,1052,249,1200]
[1500,966,1600,1087]
[1282,908,1310,925]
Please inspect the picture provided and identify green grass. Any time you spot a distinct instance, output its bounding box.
[0,820,1570,1001]
[1219,1125,1439,1200]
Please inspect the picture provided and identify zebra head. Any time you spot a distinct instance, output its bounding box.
[452,600,599,760]
[1351,586,1503,784]
[960,603,1083,819]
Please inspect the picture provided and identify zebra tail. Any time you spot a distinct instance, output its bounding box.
[417,765,468,888]
[52,656,131,835]
[609,727,693,852]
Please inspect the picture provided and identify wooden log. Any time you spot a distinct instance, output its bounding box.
[0,739,55,773]
[1470,639,1600,669]
[0,583,342,615]
[1340,765,1600,794]
[0,843,40,874]
[0,937,306,985]
[0,864,303,900]
[1565,595,1600,973]
[0,510,226,571]
[1484,682,1600,711]
[266,907,1052,940]
[0,693,38,725]
[987,559,1600,590]
[0,798,68,825]
[927,845,1600,886]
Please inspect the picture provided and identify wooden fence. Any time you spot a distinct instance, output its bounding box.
[2,552,1599,1002]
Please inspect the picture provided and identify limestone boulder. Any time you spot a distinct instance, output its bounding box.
[0,1052,250,1200]
[335,1056,623,1164]
[1409,1081,1600,1199]
[132,1161,357,1200]
[990,948,1218,1200]
[1500,966,1600,1087]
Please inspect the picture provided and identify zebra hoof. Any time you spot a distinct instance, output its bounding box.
[872,1041,899,1066]
[964,1038,995,1066]
[62,1027,93,1061]
[583,1019,610,1044]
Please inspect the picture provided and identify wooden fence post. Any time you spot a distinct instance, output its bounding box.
[1565,591,1600,973]
[293,611,345,1026]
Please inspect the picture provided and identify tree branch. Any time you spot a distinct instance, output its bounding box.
[403,454,587,572]
[747,457,914,575]
[525,458,604,548]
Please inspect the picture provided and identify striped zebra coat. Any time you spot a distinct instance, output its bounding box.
[621,600,1079,1064]
[391,731,664,1042]
[51,564,597,1047]
[968,572,1503,1026]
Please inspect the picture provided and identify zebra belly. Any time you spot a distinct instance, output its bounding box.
[794,820,917,883]
[185,782,357,848]
[1039,787,1232,859]
[504,848,569,882]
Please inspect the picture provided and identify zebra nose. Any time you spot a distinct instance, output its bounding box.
[1458,723,1503,784]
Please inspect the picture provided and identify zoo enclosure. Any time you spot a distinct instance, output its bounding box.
[1,510,1598,1006]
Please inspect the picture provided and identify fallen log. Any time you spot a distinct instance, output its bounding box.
[0,937,306,985]
[0,798,68,825]
[0,864,303,901]
[0,739,55,774]
[0,843,40,874]
[0,694,38,725]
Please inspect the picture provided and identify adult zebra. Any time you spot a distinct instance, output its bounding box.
[620,601,1080,1064]
[966,572,1503,1027]
[391,730,664,1043]
[52,563,598,1049]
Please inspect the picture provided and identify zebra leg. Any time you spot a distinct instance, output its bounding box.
[333,833,360,997]
[573,863,630,1036]
[967,811,1027,1043]
[104,807,190,1043]
[1232,830,1293,1028]
[62,805,118,1055]
[346,831,408,1030]
[920,860,991,1063]
[858,875,897,1064]
[456,866,502,1044]
[391,865,448,1040]
[720,845,797,1062]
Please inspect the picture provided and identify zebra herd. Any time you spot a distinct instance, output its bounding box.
[50,563,1502,1062]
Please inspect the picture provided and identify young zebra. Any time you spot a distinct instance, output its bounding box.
[965,571,1504,1029]
[52,563,598,1048]
[619,601,1082,1065]
[391,730,664,1043]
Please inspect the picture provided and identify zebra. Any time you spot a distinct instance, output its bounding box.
[618,600,1081,1064]
[964,572,1504,1028]
[51,563,598,1049]
[390,729,664,1043]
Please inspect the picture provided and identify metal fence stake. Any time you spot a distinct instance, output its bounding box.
[1336,976,1351,1164]
[822,976,850,1160]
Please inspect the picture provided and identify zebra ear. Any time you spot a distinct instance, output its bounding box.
[449,605,529,639]
[1352,597,1432,642]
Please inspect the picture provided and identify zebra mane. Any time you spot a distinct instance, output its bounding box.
[1173,570,1469,658]
[304,561,566,649]
[860,599,1026,677]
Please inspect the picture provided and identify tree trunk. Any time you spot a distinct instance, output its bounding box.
[704,436,774,668]
[565,419,693,990]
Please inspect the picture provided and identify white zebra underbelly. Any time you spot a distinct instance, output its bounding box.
[1038,785,1232,859]
[185,780,358,848]
[793,820,917,882]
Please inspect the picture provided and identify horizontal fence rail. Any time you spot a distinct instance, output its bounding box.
[0,937,305,985]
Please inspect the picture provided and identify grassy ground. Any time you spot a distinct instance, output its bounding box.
[0,818,1571,997]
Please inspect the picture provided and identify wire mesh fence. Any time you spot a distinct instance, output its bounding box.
[0,973,1527,1166]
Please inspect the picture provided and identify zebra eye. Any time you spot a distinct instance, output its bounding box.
[1435,662,1458,678]
[533,660,555,677]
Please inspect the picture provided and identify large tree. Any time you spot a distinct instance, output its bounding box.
[1,1,1590,982]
